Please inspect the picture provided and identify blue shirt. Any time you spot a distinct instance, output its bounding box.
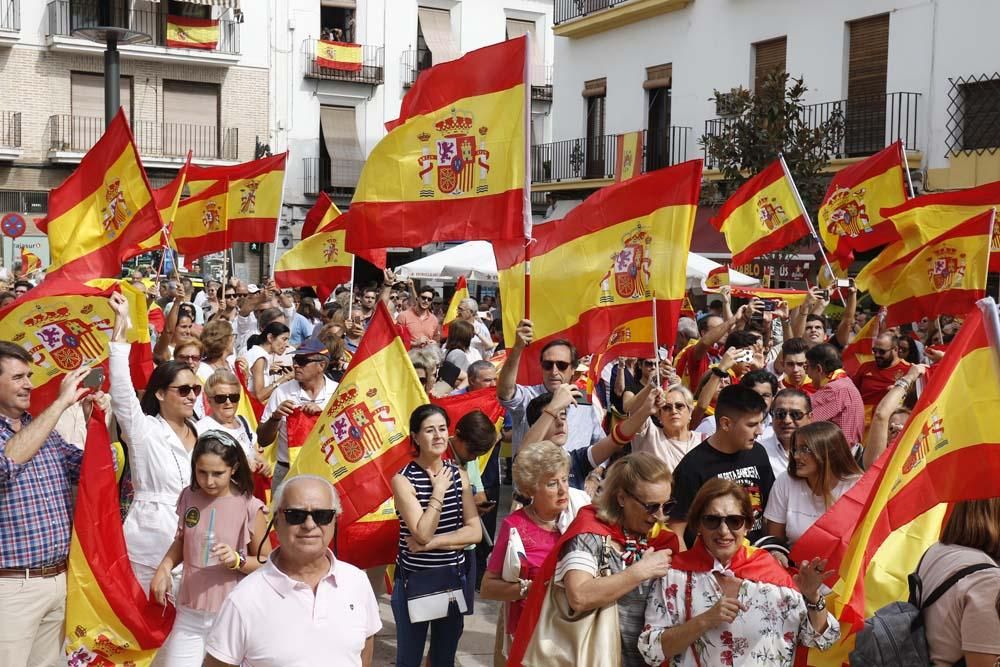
[289,313,314,347]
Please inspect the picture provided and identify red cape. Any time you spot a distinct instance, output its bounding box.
[671,538,796,588]
[507,505,679,666]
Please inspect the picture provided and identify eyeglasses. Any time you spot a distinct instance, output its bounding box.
[773,408,808,421]
[625,489,676,517]
[701,514,749,531]
[642,360,656,367]
[281,508,337,526]
[793,444,815,458]
[660,401,689,413]
[419,295,434,302]
[872,347,894,355]
[175,354,201,363]
[210,393,241,404]
[168,384,202,397]
[540,360,572,372]
[224,293,237,299]
[292,355,326,367]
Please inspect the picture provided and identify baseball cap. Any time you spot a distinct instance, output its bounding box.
[296,338,329,356]
[246,284,260,294]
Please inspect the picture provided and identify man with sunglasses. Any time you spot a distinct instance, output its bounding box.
[258,339,338,489]
[395,286,441,349]
[205,475,380,667]
[761,388,812,478]
[852,332,910,427]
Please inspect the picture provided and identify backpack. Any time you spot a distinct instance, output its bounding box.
[849,552,997,667]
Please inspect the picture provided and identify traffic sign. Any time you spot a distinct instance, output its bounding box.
[1,212,26,239]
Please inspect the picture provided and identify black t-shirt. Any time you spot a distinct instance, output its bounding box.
[669,438,776,546]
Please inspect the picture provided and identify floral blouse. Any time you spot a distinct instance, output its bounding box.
[638,570,839,666]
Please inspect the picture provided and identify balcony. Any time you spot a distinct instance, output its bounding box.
[0,0,19,45]
[303,156,365,198]
[0,111,21,160]
[553,0,692,38]
[47,0,240,66]
[303,39,384,86]
[703,91,920,169]
[401,48,432,88]
[48,115,238,166]
[531,66,553,102]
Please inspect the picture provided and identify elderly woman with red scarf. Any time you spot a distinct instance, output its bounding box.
[638,478,839,666]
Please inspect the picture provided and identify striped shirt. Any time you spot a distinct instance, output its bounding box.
[396,460,465,571]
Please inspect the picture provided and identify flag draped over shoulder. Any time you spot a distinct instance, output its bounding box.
[818,141,909,256]
[315,40,362,71]
[856,210,993,328]
[171,178,229,261]
[186,153,287,244]
[287,303,428,525]
[791,298,1000,665]
[345,37,529,252]
[495,160,701,385]
[65,409,174,667]
[710,158,810,266]
[39,109,162,281]
[166,15,219,50]
[441,275,469,337]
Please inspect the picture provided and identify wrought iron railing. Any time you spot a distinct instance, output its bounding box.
[0,111,20,148]
[531,65,553,101]
[0,0,19,32]
[47,0,240,54]
[644,126,690,171]
[946,74,1000,155]
[554,0,630,24]
[530,128,691,184]
[303,39,384,85]
[401,48,432,88]
[49,115,237,160]
[303,155,365,195]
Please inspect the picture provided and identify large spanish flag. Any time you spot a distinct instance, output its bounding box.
[287,302,428,525]
[166,15,219,50]
[337,498,399,569]
[345,37,529,252]
[171,178,229,261]
[186,152,288,244]
[0,279,152,415]
[65,410,175,666]
[495,159,701,385]
[818,141,909,257]
[441,275,469,337]
[710,158,810,266]
[315,40,363,71]
[39,109,162,281]
[791,298,1000,666]
[857,210,993,327]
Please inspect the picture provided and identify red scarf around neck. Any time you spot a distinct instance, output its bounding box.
[671,538,796,588]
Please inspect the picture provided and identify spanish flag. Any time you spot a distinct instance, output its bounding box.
[65,410,174,666]
[300,191,340,239]
[818,141,908,256]
[587,315,657,398]
[345,37,529,253]
[615,131,643,182]
[39,109,162,281]
[730,287,809,310]
[702,264,730,290]
[19,247,41,275]
[858,209,993,327]
[186,152,288,244]
[137,153,191,253]
[441,275,469,337]
[791,298,1000,666]
[166,15,219,50]
[337,498,400,569]
[711,158,810,266]
[495,159,701,385]
[171,178,229,261]
[841,311,881,378]
[287,302,428,525]
[315,40,363,72]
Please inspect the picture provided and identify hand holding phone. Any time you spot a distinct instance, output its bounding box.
[83,367,105,390]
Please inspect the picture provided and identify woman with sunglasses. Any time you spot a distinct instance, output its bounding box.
[195,370,262,472]
[109,292,201,595]
[639,478,839,666]
[630,383,707,473]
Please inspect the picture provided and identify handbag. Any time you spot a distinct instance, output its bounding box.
[518,535,622,667]
[402,563,468,623]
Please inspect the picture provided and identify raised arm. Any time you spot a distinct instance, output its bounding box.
[153,286,185,365]
[833,286,858,348]
[497,319,533,402]
[863,364,926,469]
[2,366,89,467]
[107,293,152,445]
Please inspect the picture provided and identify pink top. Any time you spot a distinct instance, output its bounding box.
[396,308,440,346]
[487,508,561,634]
[175,487,265,612]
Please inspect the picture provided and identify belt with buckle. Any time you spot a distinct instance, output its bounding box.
[0,561,67,578]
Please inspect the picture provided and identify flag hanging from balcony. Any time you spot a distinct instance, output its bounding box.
[710,157,811,266]
[186,152,288,244]
[166,15,220,50]
[615,132,643,182]
[494,159,702,385]
[38,109,163,281]
[171,178,229,261]
[345,36,530,253]
[315,40,363,72]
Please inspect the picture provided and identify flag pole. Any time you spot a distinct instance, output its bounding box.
[522,33,533,328]
[347,256,356,316]
[652,296,661,387]
[900,141,915,198]
[268,155,290,280]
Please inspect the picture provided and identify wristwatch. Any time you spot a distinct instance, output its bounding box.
[804,594,826,611]
[519,578,531,599]
[710,366,728,379]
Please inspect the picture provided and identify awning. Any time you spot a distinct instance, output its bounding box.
[418,7,460,65]
[320,106,363,187]
[321,0,356,7]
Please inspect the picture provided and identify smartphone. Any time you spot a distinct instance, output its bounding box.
[735,349,754,364]
[836,278,854,288]
[761,299,779,312]
[83,367,104,389]
[574,391,592,406]
[816,289,829,300]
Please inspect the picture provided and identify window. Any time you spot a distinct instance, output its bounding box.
[645,64,672,171]
[583,78,607,179]
[753,37,786,92]
[961,79,1000,151]
[320,0,355,42]
[320,106,363,190]
[162,80,220,158]
[168,0,210,19]
[846,14,889,156]
[506,18,544,86]
[71,72,132,121]
[417,7,459,66]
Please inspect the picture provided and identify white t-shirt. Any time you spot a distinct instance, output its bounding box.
[631,420,707,473]
[763,472,860,545]
[195,414,257,463]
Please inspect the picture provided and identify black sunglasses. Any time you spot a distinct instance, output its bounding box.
[701,514,749,531]
[540,360,571,372]
[168,384,202,397]
[293,355,326,367]
[211,393,241,404]
[282,508,337,526]
[625,489,676,516]
[772,408,808,421]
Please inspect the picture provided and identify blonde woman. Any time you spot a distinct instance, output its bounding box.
[629,383,707,472]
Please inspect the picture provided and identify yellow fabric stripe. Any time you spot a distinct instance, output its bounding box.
[277,229,352,272]
[315,42,362,64]
[619,132,641,181]
[172,188,228,242]
[167,22,218,44]
[719,173,804,251]
[869,231,990,304]
[819,165,905,251]
[85,280,152,343]
[187,169,284,220]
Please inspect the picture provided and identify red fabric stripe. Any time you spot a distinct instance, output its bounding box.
[187,152,287,182]
[336,439,414,525]
[430,386,504,428]
[386,38,526,132]
[710,160,786,229]
[166,38,216,50]
[346,302,397,366]
[884,288,987,329]
[227,218,278,243]
[274,266,353,291]
[301,193,334,238]
[729,217,810,266]
[174,228,230,261]
[881,177,1000,218]
[316,57,362,72]
[167,15,218,28]
[337,517,399,569]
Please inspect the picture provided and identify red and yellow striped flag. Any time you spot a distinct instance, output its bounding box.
[186,152,288,244]
[586,315,657,396]
[345,37,529,252]
[841,310,881,378]
[166,15,219,50]
[65,410,174,666]
[495,159,701,385]
[315,40,363,71]
[441,275,469,337]
[730,287,809,310]
[287,302,428,525]
[39,109,162,280]
[857,210,993,328]
[819,141,909,256]
[791,298,1000,666]
[137,154,191,253]
[19,247,41,275]
[711,158,810,266]
[615,131,643,182]
[171,178,229,261]
[299,191,340,239]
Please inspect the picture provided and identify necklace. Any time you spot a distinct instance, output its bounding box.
[526,504,559,531]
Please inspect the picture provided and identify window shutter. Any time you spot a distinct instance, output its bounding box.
[163,80,220,157]
[71,72,132,120]
[753,37,786,91]
[847,14,889,102]
[417,7,460,65]
[643,63,672,91]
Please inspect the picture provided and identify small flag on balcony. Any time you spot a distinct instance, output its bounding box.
[315,40,363,72]
[615,132,643,182]
[167,15,220,51]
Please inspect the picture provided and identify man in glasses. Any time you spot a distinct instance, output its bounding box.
[852,332,910,427]
[395,286,441,349]
[760,388,812,478]
[258,339,338,489]
[205,476,380,667]
[497,319,605,456]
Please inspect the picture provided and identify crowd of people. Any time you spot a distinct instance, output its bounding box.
[0,265,997,667]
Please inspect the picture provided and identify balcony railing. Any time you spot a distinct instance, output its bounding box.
[531,65,553,102]
[531,127,691,184]
[554,0,630,24]
[703,91,920,167]
[401,48,432,88]
[303,39,384,85]
[47,0,240,55]
[0,111,20,148]
[644,126,690,171]
[304,156,365,196]
[0,0,19,32]
[49,115,238,161]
